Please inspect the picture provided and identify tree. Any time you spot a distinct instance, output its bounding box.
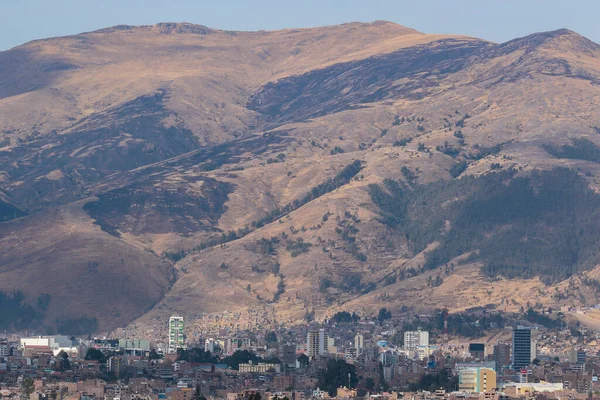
[177,348,218,364]
[297,354,309,368]
[57,351,70,371]
[377,307,392,323]
[148,349,163,360]
[21,377,35,400]
[317,359,358,396]
[265,331,278,349]
[265,331,278,343]
[409,369,457,392]
[221,350,262,370]
[248,393,262,400]
[84,348,106,364]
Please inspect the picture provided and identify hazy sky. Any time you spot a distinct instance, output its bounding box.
[1,0,599,51]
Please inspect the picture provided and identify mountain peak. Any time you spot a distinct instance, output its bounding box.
[92,22,216,35]
[497,28,599,54]
[90,20,419,37]
[544,28,600,53]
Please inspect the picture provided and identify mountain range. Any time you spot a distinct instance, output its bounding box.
[2,21,600,333]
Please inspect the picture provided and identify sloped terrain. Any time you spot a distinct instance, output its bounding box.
[2,22,600,332]
[0,200,175,332]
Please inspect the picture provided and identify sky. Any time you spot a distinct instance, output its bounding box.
[1,0,599,51]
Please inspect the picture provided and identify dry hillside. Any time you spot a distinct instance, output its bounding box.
[1,22,600,332]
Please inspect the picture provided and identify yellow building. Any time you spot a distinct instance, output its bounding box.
[459,368,496,393]
[336,387,357,399]
[238,361,281,373]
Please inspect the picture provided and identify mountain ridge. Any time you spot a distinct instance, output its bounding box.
[1,22,600,333]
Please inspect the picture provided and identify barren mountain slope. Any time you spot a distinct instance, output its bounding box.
[0,200,175,331]
[2,23,600,332]
[135,29,600,330]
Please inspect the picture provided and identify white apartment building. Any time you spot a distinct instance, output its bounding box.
[118,339,150,353]
[354,333,364,356]
[403,329,429,352]
[307,328,328,358]
[205,338,215,353]
[168,315,185,354]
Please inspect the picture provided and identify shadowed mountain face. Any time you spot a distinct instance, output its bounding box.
[248,39,490,124]
[2,22,600,332]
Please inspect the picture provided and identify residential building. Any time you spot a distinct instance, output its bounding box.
[0,340,8,358]
[273,375,293,391]
[167,388,194,400]
[344,347,357,363]
[224,338,237,355]
[280,343,297,368]
[493,343,511,370]
[327,337,337,353]
[416,344,437,360]
[118,339,150,354]
[404,329,429,352]
[205,338,215,353]
[455,361,497,374]
[238,361,281,373]
[306,329,328,359]
[512,327,535,369]
[168,315,185,354]
[354,333,364,356]
[459,367,497,393]
[568,348,586,365]
[108,356,125,378]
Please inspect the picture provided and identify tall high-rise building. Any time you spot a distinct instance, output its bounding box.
[280,343,297,368]
[512,327,535,369]
[223,338,236,355]
[354,333,364,356]
[404,329,429,351]
[493,342,511,370]
[307,328,328,359]
[568,348,586,365]
[0,339,9,358]
[168,315,185,354]
[204,338,215,353]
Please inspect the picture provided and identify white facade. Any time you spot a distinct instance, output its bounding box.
[118,339,150,352]
[168,315,185,354]
[205,338,215,353]
[501,382,564,394]
[223,338,237,355]
[354,333,364,356]
[416,345,438,360]
[20,335,78,356]
[307,329,328,358]
[404,330,429,352]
